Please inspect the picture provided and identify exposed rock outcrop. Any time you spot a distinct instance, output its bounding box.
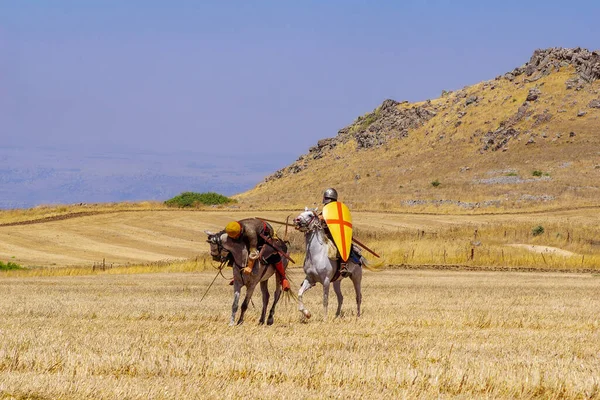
[349,99,438,150]
[506,47,600,83]
[526,87,541,101]
[265,98,438,181]
[533,111,552,126]
[480,103,533,152]
[481,128,520,152]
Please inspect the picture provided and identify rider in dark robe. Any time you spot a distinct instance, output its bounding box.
[225,218,290,291]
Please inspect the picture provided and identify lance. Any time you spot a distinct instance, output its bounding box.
[255,216,295,227]
[349,236,380,258]
[255,216,380,258]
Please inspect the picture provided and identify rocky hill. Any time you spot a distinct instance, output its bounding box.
[236,47,600,212]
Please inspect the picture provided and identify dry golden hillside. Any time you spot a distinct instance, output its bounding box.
[237,48,600,212]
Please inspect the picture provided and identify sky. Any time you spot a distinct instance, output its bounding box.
[1,0,600,166]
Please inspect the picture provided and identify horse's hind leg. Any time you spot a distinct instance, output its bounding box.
[351,266,363,317]
[333,280,343,318]
[237,284,257,326]
[298,278,313,319]
[267,276,282,326]
[322,277,331,321]
[258,280,269,325]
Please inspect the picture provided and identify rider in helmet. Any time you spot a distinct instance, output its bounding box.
[318,187,338,225]
[319,187,354,275]
[224,218,290,291]
[322,187,338,205]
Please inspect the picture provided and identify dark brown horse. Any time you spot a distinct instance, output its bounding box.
[206,228,288,326]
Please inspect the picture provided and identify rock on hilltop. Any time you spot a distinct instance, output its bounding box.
[504,47,600,83]
[267,99,439,180]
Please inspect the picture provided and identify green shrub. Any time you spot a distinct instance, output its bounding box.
[350,109,381,134]
[361,113,378,127]
[164,192,236,208]
[0,261,23,270]
[431,179,441,187]
[506,172,518,177]
[532,225,545,236]
[532,170,543,177]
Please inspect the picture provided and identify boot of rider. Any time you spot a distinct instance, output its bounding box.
[243,257,256,275]
[340,261,349,277]
[274,260,290,292]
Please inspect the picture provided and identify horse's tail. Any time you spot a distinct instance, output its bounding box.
[360,256,384,272]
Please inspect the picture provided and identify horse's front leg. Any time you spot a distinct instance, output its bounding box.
[230,280,242,326]
[298,278,313,319]
[333,280,343,318]
[322,277,331,321]
[237,282,257,326]
[258,280,269,325]
[267,273,282,325]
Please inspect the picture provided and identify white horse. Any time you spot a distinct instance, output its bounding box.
[293,209,366,320]
[206,230,287,326]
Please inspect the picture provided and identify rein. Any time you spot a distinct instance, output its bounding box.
[213,234,249,285]
[199,258,228,304]
[300,211,327,264]
[306,212,327,245]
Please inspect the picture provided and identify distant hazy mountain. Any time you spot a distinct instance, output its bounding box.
[0,146,293,209]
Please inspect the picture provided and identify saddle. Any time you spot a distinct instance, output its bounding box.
[257,230,290,265]
[259,239,284,265]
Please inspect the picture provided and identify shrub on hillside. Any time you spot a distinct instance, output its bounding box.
[164,192,236,208]
[532,170,543,177]
[532,225,545,236]
[431,179,441,187]
[0,261,22,270]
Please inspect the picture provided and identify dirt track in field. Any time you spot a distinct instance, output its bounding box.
[0,208,598,268]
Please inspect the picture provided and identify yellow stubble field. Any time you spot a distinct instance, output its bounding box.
[1,207,600,398]
[1,268,600,399]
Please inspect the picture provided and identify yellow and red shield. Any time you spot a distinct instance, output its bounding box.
[322,201,353,261]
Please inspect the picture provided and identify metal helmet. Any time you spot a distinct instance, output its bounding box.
[322,188,338,204]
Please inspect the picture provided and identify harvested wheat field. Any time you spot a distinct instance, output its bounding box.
[1,268,600,399]
[1,208,600,270]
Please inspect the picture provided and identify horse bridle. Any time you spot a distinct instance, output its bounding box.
[207,232,229,262]
[207,232,248,273]
[295,211,322,233]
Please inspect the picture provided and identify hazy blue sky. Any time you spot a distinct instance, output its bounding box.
[2,1,599,159]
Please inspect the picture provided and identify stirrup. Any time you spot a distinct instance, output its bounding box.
[340,263,349,277]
